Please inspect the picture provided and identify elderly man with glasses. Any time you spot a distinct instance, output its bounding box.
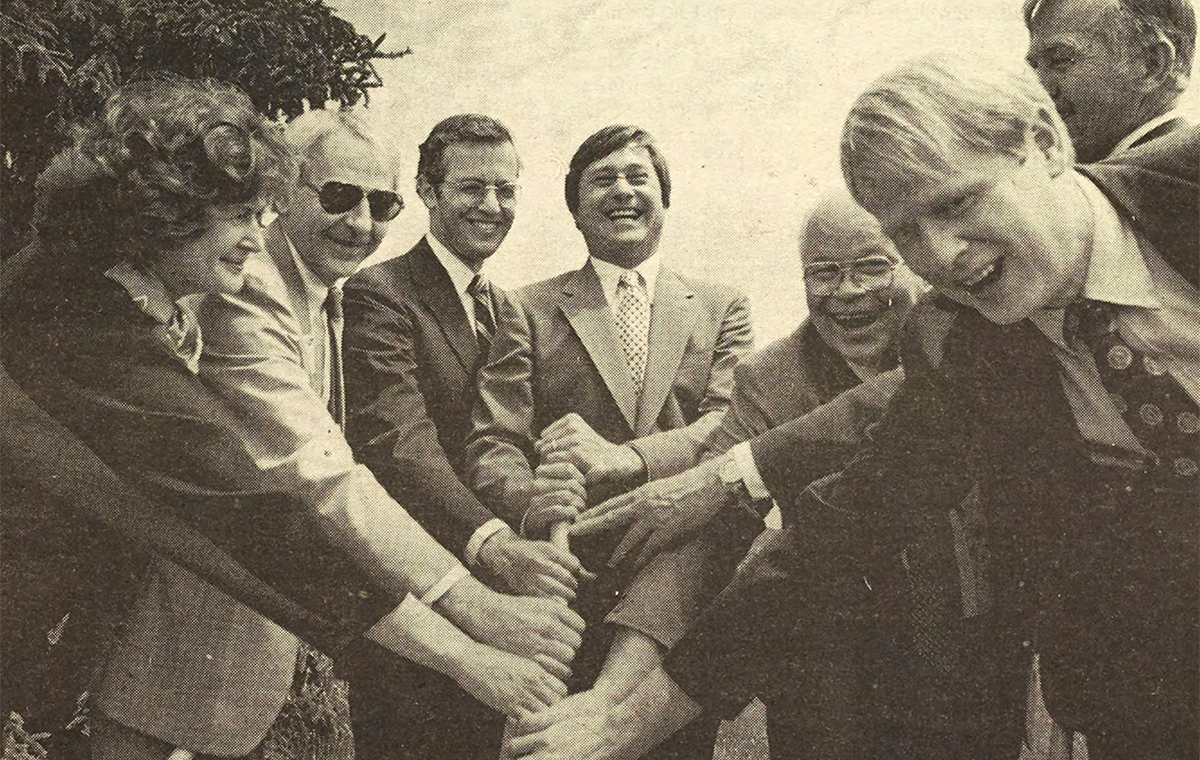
[520,189,926,760]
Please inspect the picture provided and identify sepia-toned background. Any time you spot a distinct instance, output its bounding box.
[340,0,1196,344]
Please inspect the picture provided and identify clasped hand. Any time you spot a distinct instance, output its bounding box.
[535,413,644,487]
[570,454,732,571]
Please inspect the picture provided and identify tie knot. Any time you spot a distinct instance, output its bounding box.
[1066,298,1114,344]
[619,269,643,290]
[325,286,344,321]
[468,274,490,298]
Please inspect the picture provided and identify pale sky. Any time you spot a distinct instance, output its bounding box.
[337,0,1197,342]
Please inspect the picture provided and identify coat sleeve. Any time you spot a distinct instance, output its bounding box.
[341,282,501,556]
[191,284,466,605]
[629,292,756,479]
[461,294,540,527]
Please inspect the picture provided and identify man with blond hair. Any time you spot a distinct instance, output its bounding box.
[510,50,1198,760]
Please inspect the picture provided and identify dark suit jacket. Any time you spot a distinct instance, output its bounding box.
[0,244,400,728]
[342,238,501,557]
[667,127,1200,754]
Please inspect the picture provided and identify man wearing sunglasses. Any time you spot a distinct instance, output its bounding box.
[194,109,583,760]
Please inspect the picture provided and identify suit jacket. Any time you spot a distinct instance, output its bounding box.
[0,240,455,751]
[464,259,754,528]
[342,238,501,557]
[463,259,753,669]
[705,320,864,455]
[667,127,1200,752]
[92,222,348,753]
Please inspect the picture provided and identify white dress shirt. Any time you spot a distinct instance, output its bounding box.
[590,252,663,306]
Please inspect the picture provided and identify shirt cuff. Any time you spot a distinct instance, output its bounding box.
[419,564,470,606]
[464,518,511,567]
[729,442,771,500]
[364,593,425,648]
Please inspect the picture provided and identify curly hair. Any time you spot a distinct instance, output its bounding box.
[34,74,293,268]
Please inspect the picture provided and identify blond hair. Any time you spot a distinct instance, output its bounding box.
[840,50,1072,210]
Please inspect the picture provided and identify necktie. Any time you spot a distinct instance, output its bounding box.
[615,269,650,391]
[325,286,345,430]
[1067,299,1198,484]
[467,273,495,356]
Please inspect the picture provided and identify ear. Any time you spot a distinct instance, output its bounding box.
[1032,107,1071,175]
[416,175,439,211]
[1138,35,1177,92]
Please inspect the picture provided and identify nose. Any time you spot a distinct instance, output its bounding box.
[344,196,374,234]
[916,218,967,271]
[832,271,870,298]
[476,187,503,214]
[241,223,266,253]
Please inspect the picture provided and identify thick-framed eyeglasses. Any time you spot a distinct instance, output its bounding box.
[304,181,404,222]
[441,180,520,205]
[803,255,897,298]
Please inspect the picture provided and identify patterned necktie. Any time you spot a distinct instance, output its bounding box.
[1067,299,1199,484]
[467,273,495,356]
[615,269,650,391]
[324,286,345,430]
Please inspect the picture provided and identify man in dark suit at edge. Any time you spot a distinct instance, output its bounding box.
[1024,0,1194,163]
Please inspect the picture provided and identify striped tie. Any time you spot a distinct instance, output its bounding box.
[324,286,345,429]
[468,273,495,356]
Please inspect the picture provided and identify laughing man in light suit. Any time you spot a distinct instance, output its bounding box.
[463,124,755,759]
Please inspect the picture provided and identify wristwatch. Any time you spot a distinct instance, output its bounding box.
[718,454,752,500]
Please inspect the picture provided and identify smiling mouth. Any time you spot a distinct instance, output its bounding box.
[829,311,883,330]
[961,258,1005,295]
[607,208,642,221]
[220,255,249,270]
[466,217,504,233]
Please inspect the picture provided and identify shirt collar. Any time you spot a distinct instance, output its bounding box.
[104,260,203,373]
[283,232,330,316]
[590,252,662,306]
[1029,174,1161,348]
[1108,109,1185,157]
[426,233,480,298]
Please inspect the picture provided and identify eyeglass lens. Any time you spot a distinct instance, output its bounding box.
[804,257,895,295]
[316,181,403,221]
[452,181,519,203]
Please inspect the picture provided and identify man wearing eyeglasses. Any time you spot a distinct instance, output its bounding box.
[463,124,754,758]
[188,109,582,760]
[339,114,586,757]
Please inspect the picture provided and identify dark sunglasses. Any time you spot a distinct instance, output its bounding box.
[305,181,404,221]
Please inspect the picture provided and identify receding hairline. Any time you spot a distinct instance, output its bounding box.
[799,192,897,264]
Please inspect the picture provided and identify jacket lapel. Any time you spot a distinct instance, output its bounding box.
[265,223,314,331]
[560,262,639,431]
[410,239,478,372]
[635,270,698,436]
